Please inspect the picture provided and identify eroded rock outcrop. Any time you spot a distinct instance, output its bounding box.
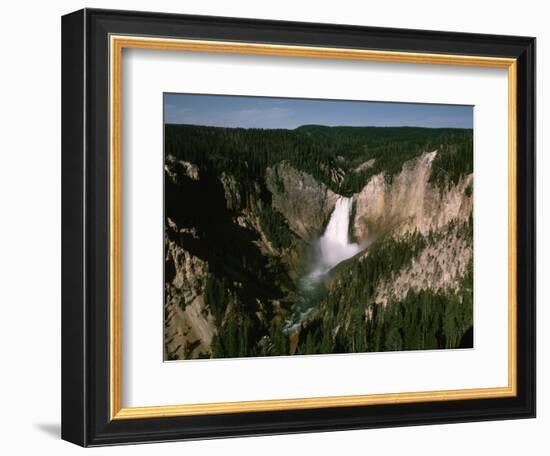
[266,161,339,241]
[165,154,199,182]
[352,152,473,242]
[164,219,214,360]
[374,224,473,307]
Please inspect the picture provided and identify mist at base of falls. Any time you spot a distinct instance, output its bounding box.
[285,196,362,331]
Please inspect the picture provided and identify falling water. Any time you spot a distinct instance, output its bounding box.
[285,196,361,330]
[315,197,361,275]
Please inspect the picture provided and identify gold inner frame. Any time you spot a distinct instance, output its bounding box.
[109,35,518,420]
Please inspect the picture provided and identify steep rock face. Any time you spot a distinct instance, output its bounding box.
[266,161,339,241]
[294,151,474,352]
[164,124,475,357]
[165,154,199,182]
[164,219,214,360]
[219,172,242,211]
[375,225,472,307]
[353,151,473,242]
[354,158,376,173]
[218,172,302,271]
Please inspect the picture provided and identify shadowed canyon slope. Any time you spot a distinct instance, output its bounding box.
[266,161,339,241]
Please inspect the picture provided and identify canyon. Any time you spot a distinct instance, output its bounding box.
[164,124,474,359]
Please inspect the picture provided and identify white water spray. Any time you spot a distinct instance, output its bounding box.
[285,196,361,331]
[312,196,361,277]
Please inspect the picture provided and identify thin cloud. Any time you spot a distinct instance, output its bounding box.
[164,94,472,129]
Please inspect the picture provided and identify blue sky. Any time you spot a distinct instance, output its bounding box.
[164,93,473,129]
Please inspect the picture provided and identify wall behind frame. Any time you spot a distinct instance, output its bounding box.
[0,0,543,455]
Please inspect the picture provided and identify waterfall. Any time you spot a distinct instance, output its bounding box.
[285,196,361,331]
[314,197,361,276]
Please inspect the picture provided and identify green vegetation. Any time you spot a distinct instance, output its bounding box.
[166,124,473,196]
[259,207,293,250]
[369,258,474,351]
[429,135,473,187]
[207,277,262,358]
[165,123,474,359]
[293,229,473,354]
[204,274,227,324]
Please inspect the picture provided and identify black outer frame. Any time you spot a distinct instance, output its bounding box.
[61,8,536,447]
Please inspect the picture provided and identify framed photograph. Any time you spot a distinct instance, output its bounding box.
[61,8,535,446]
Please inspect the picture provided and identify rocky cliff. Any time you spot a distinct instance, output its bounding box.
[293,151,474,354]
[352,151,473,242]
[165,218,214,360]
[164,124,474,358]
[266,161,339,241]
